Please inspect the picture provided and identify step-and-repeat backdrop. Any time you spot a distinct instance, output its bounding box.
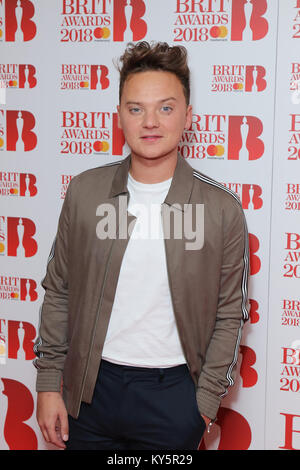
[0,0,299,450]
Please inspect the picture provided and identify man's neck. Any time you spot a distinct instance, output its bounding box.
[129,152,177,184]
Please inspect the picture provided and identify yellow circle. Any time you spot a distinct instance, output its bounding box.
[215,145,225,156]
[0,344,5,355]
[0,242,5,253]
[219,26,228,38]
[239,83,244,90]
[101,141,110,152]
[0,137,4,148]
[102,27,110,39]
[0,30,3,39]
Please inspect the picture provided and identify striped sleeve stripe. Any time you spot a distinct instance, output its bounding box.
[192,170,250,398]
[192,170,249,322]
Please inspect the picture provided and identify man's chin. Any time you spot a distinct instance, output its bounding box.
[130,149,178,162]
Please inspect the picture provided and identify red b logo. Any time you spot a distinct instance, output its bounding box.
[113,0,147,41]
[231,0,269,41]
[4,0,37,42]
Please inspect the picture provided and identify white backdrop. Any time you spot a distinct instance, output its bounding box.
[0,0,299,450]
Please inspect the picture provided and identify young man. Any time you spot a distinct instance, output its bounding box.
[34,42,249,450]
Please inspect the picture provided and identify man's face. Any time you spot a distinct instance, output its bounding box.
[117,70,192,163]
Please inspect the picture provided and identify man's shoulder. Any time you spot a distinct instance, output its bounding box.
[191,166,243,212]
[72,158,123,184]
[67,158,124,196]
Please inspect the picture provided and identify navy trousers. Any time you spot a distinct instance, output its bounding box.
[66,359,206,450]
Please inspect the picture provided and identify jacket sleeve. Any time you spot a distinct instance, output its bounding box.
[196,198,250,420]
[33,178,74,392]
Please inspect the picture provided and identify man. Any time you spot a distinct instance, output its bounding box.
[34,41,249,450]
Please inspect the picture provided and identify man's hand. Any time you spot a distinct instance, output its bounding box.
[37,391,69,449]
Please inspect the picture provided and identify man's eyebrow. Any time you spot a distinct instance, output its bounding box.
[125,97,177,105]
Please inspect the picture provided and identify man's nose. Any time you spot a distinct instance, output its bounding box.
[142,110,159,128]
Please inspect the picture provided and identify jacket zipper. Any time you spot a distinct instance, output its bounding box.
[75,237,115,417]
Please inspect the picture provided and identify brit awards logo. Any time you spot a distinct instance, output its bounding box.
[179,114,264,161]
[0,216,38,257]
[280,345,300,396]
[0,110,37,152]
[113,0,147,41]
[61,174,74,198]
[0,64,37,89]
[0,171,37,196]
[173,0,268,42]
[281,299,300,328]
[211,65,267,93]
[200,407,252,450]
[290,63,300,105]
[284,232,300,279]
[0,377,37,449]
[0,275,38,300]
[0,319,36,362]
[60,110,126,157]
[221,182,263,210]
[288,114,300,160]
[60,0,147,43]
[60,64,109,90]
[285,183,300,212]
[0,0,37,42]
[293,0,300,39]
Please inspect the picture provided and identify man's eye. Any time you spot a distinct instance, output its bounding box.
[129,107,141,113]
[161,106,172,112]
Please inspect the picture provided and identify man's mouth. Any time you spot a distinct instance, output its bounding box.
[140,135,162,142]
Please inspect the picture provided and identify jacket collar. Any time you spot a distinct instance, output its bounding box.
[109,153,194,211]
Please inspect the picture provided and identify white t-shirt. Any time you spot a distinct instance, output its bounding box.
[101,172,187,368]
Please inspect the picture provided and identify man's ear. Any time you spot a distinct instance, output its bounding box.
[185,104,192,130]
[117,105,122,129]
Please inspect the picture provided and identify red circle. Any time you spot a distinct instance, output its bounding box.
[94,27,103,39]
[207,145,217,156]
[210,26,220,38]
[93,141,103,152]
[233,83,239,90]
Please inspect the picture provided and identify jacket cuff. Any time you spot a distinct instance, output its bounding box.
[196,387,221,421]
[36,369,62,392]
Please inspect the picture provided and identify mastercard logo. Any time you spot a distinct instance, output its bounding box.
[233,83,244,90]
[207,145,224,157]
[94,27,110,39]
[10,292,19,299]
[93,141,110,152]
[210,26,228,38]
[9,80,18,87]
[9,188,18,195]
[80,81,89,88]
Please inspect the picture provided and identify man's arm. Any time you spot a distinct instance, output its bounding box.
[197,199,250,423]
[33,178,75,448]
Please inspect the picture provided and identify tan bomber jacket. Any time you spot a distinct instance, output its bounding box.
[33,153,250,420]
